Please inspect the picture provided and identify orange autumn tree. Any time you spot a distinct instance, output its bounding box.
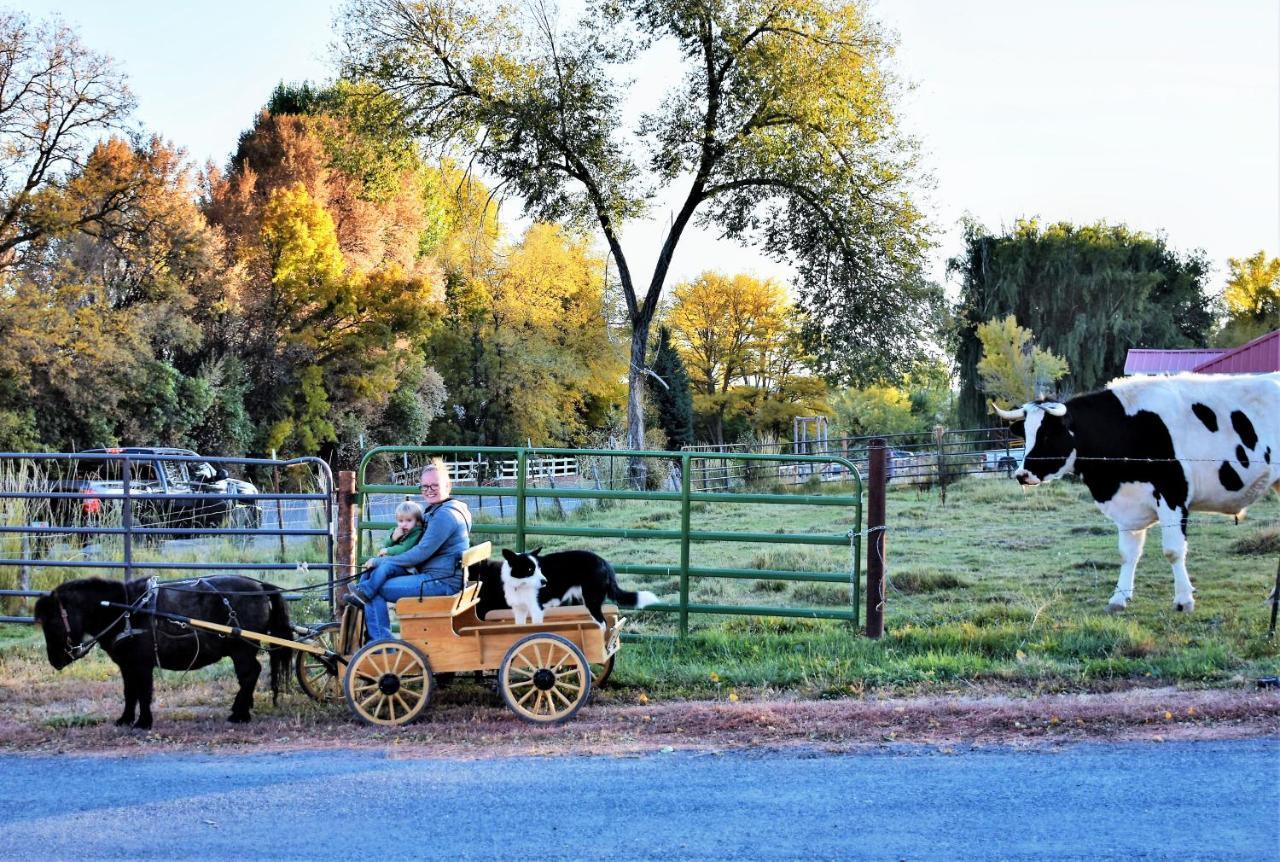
[201,84,446,460]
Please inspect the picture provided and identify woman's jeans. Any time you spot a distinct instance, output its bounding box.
[358,558,460,641]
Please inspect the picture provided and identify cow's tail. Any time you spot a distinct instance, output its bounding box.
[264,587,293,705]
[604,559,658,609]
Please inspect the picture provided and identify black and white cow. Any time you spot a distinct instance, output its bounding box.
[994,373,1279,613]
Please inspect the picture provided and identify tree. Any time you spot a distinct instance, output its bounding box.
[831,385,918,438]
[648,326,694,449]
[975,315,1069,408]
[424,218,625,447]
[337,0,932,474]
[1216,251,1280,347]
[202,91,449,460]
[0,137,225,451]
[950,219,1213,426]
[668,273,785,390]
[0,12,135,270]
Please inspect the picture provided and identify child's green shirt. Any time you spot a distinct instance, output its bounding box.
[381,524,425,557]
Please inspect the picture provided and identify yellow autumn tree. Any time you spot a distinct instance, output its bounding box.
[976,315,1070,409]
[1216,250,1280,347]
[668,272,789,395]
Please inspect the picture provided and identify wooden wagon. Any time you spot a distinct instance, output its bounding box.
[291,542,625,726]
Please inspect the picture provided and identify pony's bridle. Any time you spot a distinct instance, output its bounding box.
[52,593,138,662]
[55,596,91,662]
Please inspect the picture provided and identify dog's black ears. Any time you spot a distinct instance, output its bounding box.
[501,548,518,563]
[530,546,542,557]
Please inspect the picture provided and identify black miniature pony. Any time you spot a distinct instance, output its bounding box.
[33,576,293,729]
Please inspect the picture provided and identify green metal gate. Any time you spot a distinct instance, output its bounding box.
[357,446,863,636]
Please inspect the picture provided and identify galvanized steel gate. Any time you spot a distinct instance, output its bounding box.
[0,451,336,623]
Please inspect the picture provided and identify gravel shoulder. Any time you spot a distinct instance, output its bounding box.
[2,679,1276,758]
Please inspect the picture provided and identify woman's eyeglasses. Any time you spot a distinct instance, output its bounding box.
[420,483,441,493]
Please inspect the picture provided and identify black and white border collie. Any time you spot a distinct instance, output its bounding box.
[475,548,658,627]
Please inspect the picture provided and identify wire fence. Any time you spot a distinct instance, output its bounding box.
[683,427,1022,491]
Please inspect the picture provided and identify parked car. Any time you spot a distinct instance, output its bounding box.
[885,449,918,480]
[984,447,1025,475]
[53,448,262,536]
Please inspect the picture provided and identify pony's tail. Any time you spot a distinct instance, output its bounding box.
[264,587,293,705]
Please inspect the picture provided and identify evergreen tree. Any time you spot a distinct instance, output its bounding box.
[649,327,694,450]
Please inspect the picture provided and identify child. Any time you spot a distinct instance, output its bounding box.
[362,500,425,571]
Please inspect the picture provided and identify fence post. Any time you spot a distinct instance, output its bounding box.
[121,456,133,585]
[1268,556,1280,639]
[271,449,286,561]
[515,449,528,552]
[866,439,887,639]
[335,470,357,608]
[679,453,691,638]
[934,425,947,506]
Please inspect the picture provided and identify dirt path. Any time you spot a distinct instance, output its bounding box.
[3,678,1276,757]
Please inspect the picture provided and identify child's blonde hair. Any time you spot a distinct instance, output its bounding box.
[394,500,425,523]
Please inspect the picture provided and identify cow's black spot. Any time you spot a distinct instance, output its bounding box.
[1266,447,1272,464]
[1231,410,1258,450]
[1063,390,1187,510]
[1236,445,1250,469]
[1219,461,1244,492]
[1191,402,1218,432]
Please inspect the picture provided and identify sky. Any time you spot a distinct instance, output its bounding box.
[28,0,1280,299]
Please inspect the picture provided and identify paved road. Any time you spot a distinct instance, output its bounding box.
[0,740,1276,861]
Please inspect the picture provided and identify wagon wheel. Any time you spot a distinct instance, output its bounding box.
[294,622,342,703]
[344,640,434,727]
[589,654,615,688]
[499,634,591,725]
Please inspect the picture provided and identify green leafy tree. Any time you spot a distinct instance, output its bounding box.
[831,385,919,438]
[338,0,933,467]
[1215,251,1280,347]
[648,326,694,449]
[950,219,1212,426]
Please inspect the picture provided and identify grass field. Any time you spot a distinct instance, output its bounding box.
[506,475,1280,697]
[1,475,1276,707]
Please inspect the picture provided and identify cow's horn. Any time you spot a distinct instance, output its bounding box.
[1043,402,1067,417]
[991,401,1026,421]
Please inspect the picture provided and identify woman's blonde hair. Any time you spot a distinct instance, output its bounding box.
[421,457,451,496]
[394,500,424,523]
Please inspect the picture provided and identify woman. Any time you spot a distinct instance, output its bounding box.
[348,458,472,641]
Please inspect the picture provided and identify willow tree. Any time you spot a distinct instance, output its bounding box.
[950,219,1213,427]
[338,0,932,468]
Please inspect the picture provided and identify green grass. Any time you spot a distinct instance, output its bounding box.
[5,471,1278,701]
[510,476,1279,697]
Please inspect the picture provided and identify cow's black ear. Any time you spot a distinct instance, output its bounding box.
[501,548,517,563]
[530,546,542,557]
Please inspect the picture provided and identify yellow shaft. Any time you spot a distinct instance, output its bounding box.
[184,618,329,656]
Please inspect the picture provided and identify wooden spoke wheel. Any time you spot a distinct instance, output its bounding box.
[294,622,342,703]
[499,634,591,725]
[589,654,615,689]
[343,640,433,727]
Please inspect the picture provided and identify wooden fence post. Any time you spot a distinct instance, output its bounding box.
[335,470,357,608]
[866,439,887,639]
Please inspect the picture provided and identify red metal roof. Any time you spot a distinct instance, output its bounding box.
[1193,329,1280,374]
[1124,348,1226,375]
